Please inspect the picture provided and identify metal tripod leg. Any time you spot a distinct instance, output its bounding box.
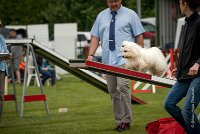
[20,44,30,117]
[10,58,19,115]
[30,45,50,115]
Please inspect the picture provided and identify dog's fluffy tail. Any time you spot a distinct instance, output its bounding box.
[151,47,167,71]
[143,47,167,74]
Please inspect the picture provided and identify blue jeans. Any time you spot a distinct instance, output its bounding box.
[164,76,200,134]
[41,69,56,86]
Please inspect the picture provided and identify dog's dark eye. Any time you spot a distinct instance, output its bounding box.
[122,45,124,47]
[124,50,127,52]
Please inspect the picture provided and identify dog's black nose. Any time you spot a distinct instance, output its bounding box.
[124,50,127,52]
[122,45,124,47]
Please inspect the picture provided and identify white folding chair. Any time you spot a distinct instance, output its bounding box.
[25,54,40,87]
[45,78,51,86]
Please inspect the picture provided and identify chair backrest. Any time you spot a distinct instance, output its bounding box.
[24,54,35,75]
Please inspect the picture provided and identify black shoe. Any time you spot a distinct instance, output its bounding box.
[121,122,130,130]
[114,123,122,132]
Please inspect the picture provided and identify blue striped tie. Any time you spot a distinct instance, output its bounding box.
[109,11,117,51]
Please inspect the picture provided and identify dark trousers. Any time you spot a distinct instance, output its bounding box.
[41,69,56,86]
[0,71,5,122]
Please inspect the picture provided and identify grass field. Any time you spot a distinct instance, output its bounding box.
[1,74,199,134]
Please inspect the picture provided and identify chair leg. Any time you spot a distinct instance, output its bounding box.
[26,76,31,87]
[35,74,40,87]
[46,78,50,86]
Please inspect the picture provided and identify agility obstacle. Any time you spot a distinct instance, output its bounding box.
[6,42,50,117]
[21,44,49,117]
[163,48,175,79]
[82,60,176,87]
[6,39,164,107]
[6,39,145,104]
[131,81,156,94]
[70,60,176,105]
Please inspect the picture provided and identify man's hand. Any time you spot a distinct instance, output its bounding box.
[188,63,199,76]
[87,55,93,61]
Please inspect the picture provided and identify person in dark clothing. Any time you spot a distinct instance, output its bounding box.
[36,56,56,86]
[164,0,200,134]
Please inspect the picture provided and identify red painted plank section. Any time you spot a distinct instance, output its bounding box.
[132,90,153,93]
[131,95,147,105]
[86,61,152,80]
[24,95,46,102]
[4,95,16,101]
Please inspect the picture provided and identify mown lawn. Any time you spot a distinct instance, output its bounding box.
[1,74,200,134]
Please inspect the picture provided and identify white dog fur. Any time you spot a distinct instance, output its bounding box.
[121,41,167,75]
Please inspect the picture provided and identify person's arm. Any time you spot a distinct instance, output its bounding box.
[0,54,11,61]
[87,36,100,61]
[0,36,11,61]
[135,34,144,48]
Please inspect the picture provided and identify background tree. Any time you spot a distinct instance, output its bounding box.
[0,0,155,34]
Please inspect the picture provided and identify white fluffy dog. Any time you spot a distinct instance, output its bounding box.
[121,41,167,75]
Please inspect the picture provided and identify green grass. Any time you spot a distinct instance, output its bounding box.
[1,74,200,134]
